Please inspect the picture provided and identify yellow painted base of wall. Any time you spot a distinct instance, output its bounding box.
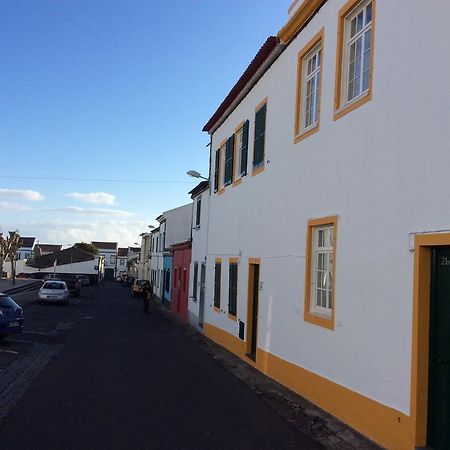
[204,323,415,450]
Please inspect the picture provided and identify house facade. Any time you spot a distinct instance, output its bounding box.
[16,237,35,260]
[138,233,152,281]
[171,240,191,322]
[200,1,450,449]
[150,203,193,303]
[187,181,209,331]
[91,241,118,280]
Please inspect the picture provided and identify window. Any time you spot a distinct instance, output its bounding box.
[295,29,323,142]
[304,216,337,330]
[223,135,235,186]
[195,196,201,227]
[334,0,374,120]
[234,120,249,180]
[228,260,238,317]
[253,99,267,173]
[193,262,199,299]
[214,259,221,309]
[110,255,116,265]
[120,259,125,266]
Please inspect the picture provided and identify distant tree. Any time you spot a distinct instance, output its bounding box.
[74,242,99,255]
[0,231,21,284]
[127,257,138,270]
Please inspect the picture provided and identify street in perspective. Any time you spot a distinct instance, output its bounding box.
[2,1,450,449]
[0,280,375,450]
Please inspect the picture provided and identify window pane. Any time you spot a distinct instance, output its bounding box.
[351,17,356,37]
[356,11,364,33]
[366,3,372,24]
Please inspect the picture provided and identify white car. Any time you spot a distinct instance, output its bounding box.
[38,281,70,304]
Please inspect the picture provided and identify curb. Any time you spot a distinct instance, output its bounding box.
[2,281,42,296]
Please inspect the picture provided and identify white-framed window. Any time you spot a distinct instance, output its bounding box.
[110,255,116,265]
[300,44,321,133]
[342,0,372,105]
[311,225,334,316]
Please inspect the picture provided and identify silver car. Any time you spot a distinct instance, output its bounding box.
[38,281,70,304]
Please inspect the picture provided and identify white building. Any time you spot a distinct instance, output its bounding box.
[117,247,128,275]
[16,237,35,260]
[187,181,209,331]
[150,203,192,303]
[91,241,118,280]
[138,233,152,281]
[200,1,450,449]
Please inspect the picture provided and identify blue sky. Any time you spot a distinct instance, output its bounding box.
[0,0,290,247]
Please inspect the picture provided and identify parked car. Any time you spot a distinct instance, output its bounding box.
[0,294,24,340]
[43,273,59,282]
[123,276,135,287]
[38,281,70,304]
[131,280,150,297]
[76,275,90,286]
[58,274,81,297]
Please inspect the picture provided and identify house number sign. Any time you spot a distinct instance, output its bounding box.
[440,256,450,266]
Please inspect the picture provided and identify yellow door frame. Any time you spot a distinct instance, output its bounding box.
[411,232,450,447]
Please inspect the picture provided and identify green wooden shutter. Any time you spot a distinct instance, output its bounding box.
[224,135,234,186]
[214,263,221,308]
[253,103,266,169]
[228,263,238,316]
[214,149,220,192]
[240,120,249,176]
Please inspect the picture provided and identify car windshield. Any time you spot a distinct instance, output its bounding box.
[0,296,16,308]
[137,280,147,286]
[43,282,65,290]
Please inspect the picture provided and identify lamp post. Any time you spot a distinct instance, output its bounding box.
[187,170,209,181]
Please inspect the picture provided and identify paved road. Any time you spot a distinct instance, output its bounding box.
[0,282,323,450]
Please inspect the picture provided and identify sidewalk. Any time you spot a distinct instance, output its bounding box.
[157,305,382,450]
[0,278,41,295]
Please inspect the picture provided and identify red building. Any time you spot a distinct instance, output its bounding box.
[171,240,191,322]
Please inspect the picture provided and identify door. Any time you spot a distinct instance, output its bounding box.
[199,263,206,327]
[246,263,259,361]
[428,248,450,449]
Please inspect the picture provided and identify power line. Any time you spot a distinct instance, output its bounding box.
[0,175,197,184]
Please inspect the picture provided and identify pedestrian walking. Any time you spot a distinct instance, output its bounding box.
[142,282,151,314]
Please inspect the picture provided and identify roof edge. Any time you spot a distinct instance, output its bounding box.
[278,0,327,44]
[203,36,281,134]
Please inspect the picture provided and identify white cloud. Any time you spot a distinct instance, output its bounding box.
[49,207,134,217]
[0,189,44,201]
[0,201,29,212]
[66,192,116,205]
[7,219,148,247]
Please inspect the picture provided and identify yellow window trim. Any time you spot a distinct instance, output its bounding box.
[214,306,221,313]
[252,165,265,177]
[233,121,245,185]
[215,140,227,194]
[228,313,237,321]
[333,0,376,121]
[304,215,337,330]
[294,28,324,144]
[255,97,268,113]
[278,0,325,44]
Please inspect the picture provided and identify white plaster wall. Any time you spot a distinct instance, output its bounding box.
[188,189,210,329]
[205,0,450,415]
[164,203,193,247]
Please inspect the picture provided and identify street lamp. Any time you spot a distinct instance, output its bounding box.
[187,170,208,180]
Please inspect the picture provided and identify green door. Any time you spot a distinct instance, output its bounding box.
[428,248,450,449]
